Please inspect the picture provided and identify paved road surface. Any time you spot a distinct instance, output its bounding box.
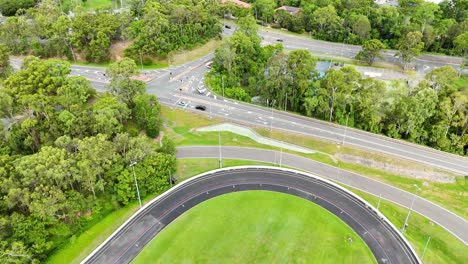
[82,167,420,264]
[177,146,468,244]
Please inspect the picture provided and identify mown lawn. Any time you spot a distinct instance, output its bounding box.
[162,105,467,219]
[132,191,376,264]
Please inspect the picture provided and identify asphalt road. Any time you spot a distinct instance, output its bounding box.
[177,146,468,245]
[13,34,463,175]
[82,167,420,264]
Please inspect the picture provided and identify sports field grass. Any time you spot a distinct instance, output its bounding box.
[132,191,376,264]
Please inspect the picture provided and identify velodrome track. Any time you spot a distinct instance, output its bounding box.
[82,167,420,264]
[178,146,468,244]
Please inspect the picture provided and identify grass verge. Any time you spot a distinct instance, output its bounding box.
[162,105,467,219]
[132,191,376,264]
[170,39,222,65]
[174,158,468,264]
[45,202,140,264]
[349,187,467,264]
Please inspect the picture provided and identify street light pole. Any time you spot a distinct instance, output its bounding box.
[342,113,349,146]
[421,236,431,260]
[130,162,142,208]
[270,99,274,132]
[377,193,382,210]
[401,195,416,233]
[218,130,222,168]
[222,75,225,98]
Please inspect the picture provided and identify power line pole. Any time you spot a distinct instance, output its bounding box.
[130,162,142,208]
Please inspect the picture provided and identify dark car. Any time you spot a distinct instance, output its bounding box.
[276,39,283,42]
[195,105,206,111]
[225,25,232,29]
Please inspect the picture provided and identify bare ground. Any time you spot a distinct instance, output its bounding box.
[335,153,456,183]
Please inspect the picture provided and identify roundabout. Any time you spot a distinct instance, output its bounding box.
[82,166,420,264]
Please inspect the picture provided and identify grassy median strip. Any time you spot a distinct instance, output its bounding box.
[132,191,376,264]
[162,106,467,219]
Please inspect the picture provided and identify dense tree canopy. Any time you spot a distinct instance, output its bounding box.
[232,0,468,57]
[0,0,222,63]
[0,55,175,262]
[210,17,468,155]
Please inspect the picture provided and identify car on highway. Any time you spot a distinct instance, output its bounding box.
[195,105,206,111]
[178,100,188,106]
[197,87,206,94]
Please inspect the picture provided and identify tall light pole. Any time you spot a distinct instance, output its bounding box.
[222,75,225,100]
[421,236,431,260]
[342,113,350,146]
[130,162,142,208]
[218,130,222,168]
[401,195,416,234]
[269,99,275,132]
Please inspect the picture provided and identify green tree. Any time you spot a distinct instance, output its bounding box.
[0,43,12,80]
[133,94,162,138]
[355,39,385,65]
[311,5,344,41]
[0,0,37,16]
[253,0,276,24]
[352,15,371,41]
[92,96,130,135]
[395,31,424,69]
[106,58,146,107]
[453,31,468,57]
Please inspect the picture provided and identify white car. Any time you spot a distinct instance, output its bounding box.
[178,100,189,106]
[205,61,213,69]
[197,87,207,94]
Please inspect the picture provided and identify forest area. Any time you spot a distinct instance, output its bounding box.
[227,0,468,57]
[0,0,222,64]
[0,46,177,262]
[208,16,467,155]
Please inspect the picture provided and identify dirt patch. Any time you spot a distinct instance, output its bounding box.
[335,153,456,183]
[109,40,132,61]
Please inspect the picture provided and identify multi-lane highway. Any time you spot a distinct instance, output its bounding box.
[11,27,467,175]
[82,167,420,264]
[177,146,468,244]
[8,24,468,243]
[138,56,468,175]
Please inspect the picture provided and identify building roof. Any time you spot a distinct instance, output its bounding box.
[219,0,252,8]
[275,6,302,16]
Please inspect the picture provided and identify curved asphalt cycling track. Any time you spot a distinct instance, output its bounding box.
[82,167,420,264]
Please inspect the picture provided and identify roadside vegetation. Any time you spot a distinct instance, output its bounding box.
[0,54,176,262]
[225,0,467,58]
[133,191,376,264]
[0,0,222,65]
[208,16,467,155]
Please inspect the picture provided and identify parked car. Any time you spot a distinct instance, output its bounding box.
[195,105,206,111]
[276,39,283,42]
[205,61,213,69]
[225,25,231,29]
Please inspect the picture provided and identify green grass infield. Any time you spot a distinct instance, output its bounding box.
[132,191,377,264]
